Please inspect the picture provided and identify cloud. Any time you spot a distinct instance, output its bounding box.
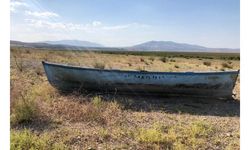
[10,1,28,12]
[26,19,66,29]
[26,19,150,32]
[92,21,102,27]
[25,11,59,18]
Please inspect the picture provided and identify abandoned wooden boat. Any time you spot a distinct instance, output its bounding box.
[42,61,239,98]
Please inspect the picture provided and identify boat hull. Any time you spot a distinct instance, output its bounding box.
[42,61,239,98]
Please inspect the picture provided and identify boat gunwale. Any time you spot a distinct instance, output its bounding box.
[42,61,239,75]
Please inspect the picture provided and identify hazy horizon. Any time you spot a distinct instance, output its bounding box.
[11,0,240,48]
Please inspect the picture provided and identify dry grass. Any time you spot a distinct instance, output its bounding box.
[10,47,240,149]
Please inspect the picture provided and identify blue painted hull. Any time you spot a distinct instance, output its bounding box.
[42,61,239,98]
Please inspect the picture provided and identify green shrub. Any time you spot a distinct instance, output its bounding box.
[11,129,67,150]
[11,94,39,125]
[92,96,103,108]
[188,121,214,138]
[136,128,166,143]
[136,123,168,144]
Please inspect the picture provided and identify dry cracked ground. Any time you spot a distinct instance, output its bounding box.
[10,48,240,150]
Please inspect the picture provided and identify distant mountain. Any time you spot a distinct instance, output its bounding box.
[10,40,123,51]
[42,40,104,47]
[10,40,82,49]
[10,40,240,53]
[129,41,239,52]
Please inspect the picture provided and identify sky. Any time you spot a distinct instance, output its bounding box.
[10,0,240,48]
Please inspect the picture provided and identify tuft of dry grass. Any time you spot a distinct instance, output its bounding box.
[203,61,211,66]
[170,59,176,62]
[11,129,67,150]
[10,93,39,126]
[134,120,215,149]
[50,96,126,126]
[148,57,155,61]
[160,57,167,63]
[137,66,146,71]
[136,127,166,143]
[222,62,233,69]
[140,58,145,62]
[93,62,105,69]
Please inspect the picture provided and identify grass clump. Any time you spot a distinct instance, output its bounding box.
[99,128,111,140]
[160,57,167,63]
[203,61,211,66]
[170,59,176,62]
[31,82,57,102]
[180,121,214,149]
[221,62,233,69]
[137,66,146,71]
[136,128,166,143]
[12,50,25,72]
[94,62,105,69]
[149,57,155,61]
[174,65,179,68]
[11,129,67,150]
[135,121,214,149]
[188,121,214,138]
[136,123,168,143]
[91,96,103,108]
[11,93,39,125]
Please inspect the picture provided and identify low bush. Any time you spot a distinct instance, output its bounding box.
[11,129,67,150]
[135,121,214,149]
[136,127,166,143]
[91,96,103,107]
[140,58,145,62]
[175,65,179,68]
[10,93,39,125]
[221,63,233,69]
[160,57,167,63]
[203,61,211,66]
[149,57,155,61]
